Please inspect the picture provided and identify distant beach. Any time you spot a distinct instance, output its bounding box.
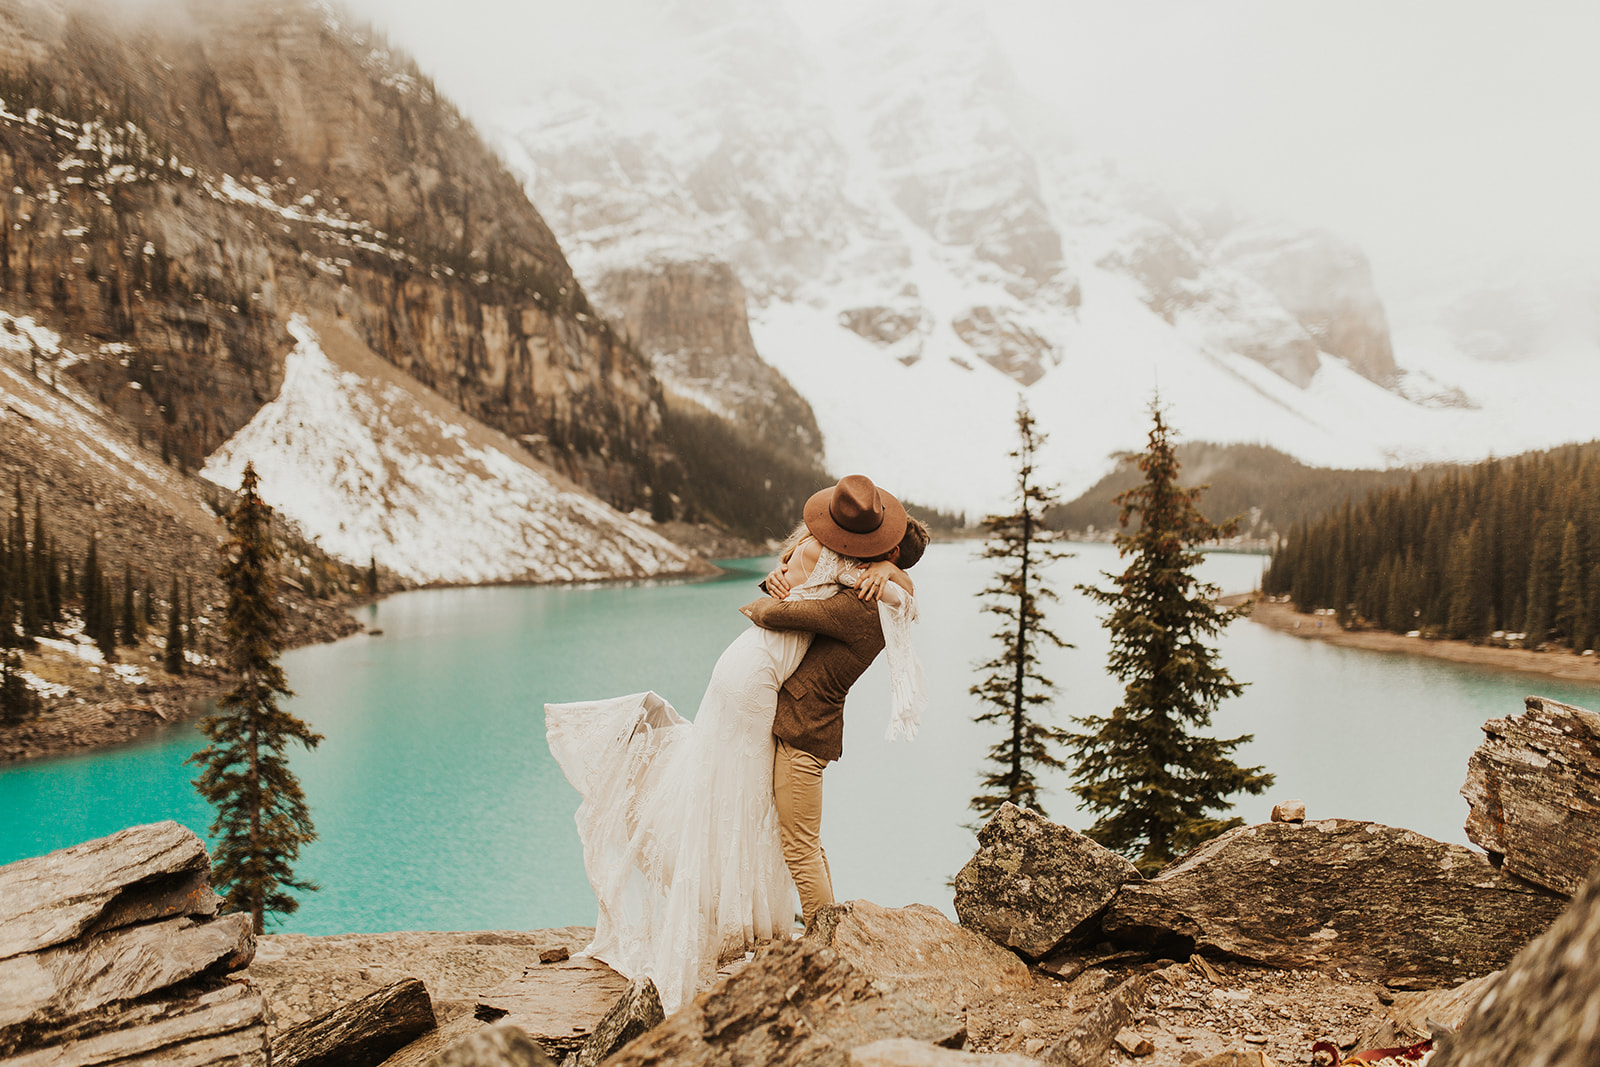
[1244,599,1600,693]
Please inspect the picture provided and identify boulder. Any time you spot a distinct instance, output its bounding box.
[806,900,1033,1014]
[0,820,215,960]
[0,822,266,1065]
[953,803,1139,960]
[1103,820,1566,983]
[1431,860,1600,1067]
[603,939,965,1067]
[274,977,437,1067]
[1461,695,1600,895]
[424,1021,556,1067]
[574,978,663,1067]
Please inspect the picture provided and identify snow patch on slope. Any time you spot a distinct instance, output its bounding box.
[202,317,698,586]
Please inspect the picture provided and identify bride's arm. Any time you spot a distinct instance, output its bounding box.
[840,560,912,604]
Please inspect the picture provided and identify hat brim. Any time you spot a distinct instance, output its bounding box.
[804,482,908,559]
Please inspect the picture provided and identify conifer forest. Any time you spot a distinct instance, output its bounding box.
[1264,441,1600,650]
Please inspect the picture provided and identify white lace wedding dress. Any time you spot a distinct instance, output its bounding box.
[544,548,925,1014]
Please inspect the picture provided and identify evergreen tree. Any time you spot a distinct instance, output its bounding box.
[120,563,138,646]
[0,650,41,724]
[1556,521,1587,649]
[163,574,185,675]
[188,463,322,932]
[0,528,15,649]
[83,538,101,635]
[1070,400,1272,873]
[365,554,378,596]
[95,571,117,662]
[969,400,1073,820]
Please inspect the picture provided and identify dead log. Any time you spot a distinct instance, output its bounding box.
[1104,819,1565,983]
[0,821,214,960]
[274,977,437,1067]
[1461,695,1600,895]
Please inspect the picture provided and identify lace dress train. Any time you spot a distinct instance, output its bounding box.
[544,622,811,1013]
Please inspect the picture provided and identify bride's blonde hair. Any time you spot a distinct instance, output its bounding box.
[778,521,812,562]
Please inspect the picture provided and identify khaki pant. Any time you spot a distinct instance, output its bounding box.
[773,737,833,924]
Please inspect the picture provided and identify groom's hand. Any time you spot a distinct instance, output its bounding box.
[740,596,779,627]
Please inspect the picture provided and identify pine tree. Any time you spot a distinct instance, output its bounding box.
[95,571,117,662]
[164,574,185,675]
[1556,521,1587,649]
[82,539,101,639]
[188,463,322,932]
[120,563,138,647]
[365,554,378,596]
[1070,400,1272,873]
[0,527,15,649]
[0,650,41,724]
[969,400,1073,820]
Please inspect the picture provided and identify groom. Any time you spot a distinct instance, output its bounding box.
[739,474,929,927]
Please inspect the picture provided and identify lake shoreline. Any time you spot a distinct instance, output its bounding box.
[1245,599,1600,692]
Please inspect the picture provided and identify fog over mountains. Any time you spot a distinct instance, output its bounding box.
[481,0,1600,513]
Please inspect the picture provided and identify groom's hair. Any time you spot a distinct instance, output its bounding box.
[895,517,931,569]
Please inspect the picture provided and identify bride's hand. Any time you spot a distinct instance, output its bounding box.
[765,567,792,599]
[855,560,896,601]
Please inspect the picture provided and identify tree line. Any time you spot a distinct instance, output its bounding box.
[0,485,201,723]
[1263,441,1600,650]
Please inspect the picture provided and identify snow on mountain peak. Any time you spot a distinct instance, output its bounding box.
[202,316,702,586]
[495,5,1600,514]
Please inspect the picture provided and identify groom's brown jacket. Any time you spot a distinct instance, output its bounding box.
[739,593,885,763]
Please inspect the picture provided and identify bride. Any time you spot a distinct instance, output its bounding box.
[544,475,928,1014]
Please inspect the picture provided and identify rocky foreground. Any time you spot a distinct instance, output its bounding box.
[3,695,1599,1066]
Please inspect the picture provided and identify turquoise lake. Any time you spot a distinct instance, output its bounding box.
[3,541,1596,935]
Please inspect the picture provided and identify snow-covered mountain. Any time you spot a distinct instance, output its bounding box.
[495,1,1600,515]
[202,315,707,585]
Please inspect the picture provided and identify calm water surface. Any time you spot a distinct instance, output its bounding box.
[3,543,1596,934]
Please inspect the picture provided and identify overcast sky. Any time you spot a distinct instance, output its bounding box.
[336,0,1599,318]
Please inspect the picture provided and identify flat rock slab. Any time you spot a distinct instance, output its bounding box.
[0,978,268,1066]
[1461,695,1600,895]
[475,956,629,1060]
[807,900,1033,1014]
[1432,861,1600,1067]
[1104,820,1566,983]
[604,939,965,1067]
[0,820,213,960]
[0,912,255,1031]
[954,803,1139,960]
[250,928,595,1035]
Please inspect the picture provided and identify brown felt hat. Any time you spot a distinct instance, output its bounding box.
[804,474,908,559]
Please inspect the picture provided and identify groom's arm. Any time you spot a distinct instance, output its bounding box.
[739,594,863,641]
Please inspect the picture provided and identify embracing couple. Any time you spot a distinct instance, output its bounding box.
[545,474,931,1013]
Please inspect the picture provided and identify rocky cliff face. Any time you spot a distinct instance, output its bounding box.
[0,0,665,509]
[591,259,824,464]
